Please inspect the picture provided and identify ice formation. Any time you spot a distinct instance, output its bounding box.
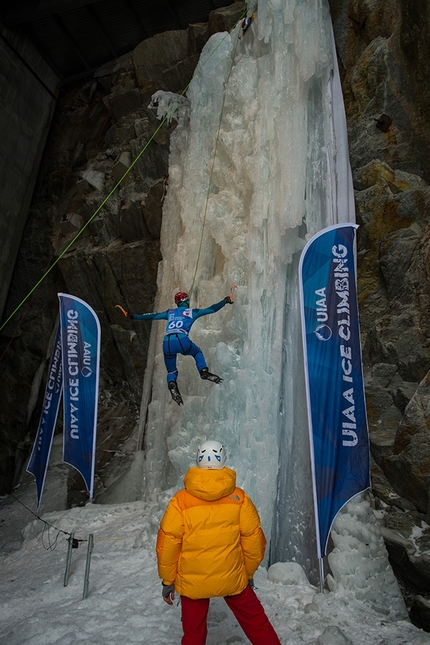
[328,496,407,619]
[137,0,404,612]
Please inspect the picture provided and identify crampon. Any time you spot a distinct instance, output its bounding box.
[200,368,223,384]
[168,381,183,405]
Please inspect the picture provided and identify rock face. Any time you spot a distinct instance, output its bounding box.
[0,3,245,503]
[2,0,430,629]
[329,0,430,628]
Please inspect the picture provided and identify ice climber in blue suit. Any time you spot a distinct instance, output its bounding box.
[127,291,233,405]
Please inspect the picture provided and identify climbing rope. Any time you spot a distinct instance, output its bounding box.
[188,18,244,300]
[0,5,248,334]
[7,493,87,550]
[0,247,57,365]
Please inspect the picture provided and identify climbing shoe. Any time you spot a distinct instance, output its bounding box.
[168,381,183,405]
[200,368,223,384]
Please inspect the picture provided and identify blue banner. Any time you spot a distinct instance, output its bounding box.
[299,224,370,557]
[27,324,63,509]
[59,293,100,500]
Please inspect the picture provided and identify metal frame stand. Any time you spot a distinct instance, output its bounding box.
[82,533,94,599]
[63,532,75,587]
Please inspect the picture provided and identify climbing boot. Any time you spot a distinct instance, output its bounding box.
[200,368,223,384]
[168,381,183,405]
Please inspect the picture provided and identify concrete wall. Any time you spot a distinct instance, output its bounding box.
[0,23,58,322]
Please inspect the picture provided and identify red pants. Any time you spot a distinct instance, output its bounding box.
[181,585,281,645]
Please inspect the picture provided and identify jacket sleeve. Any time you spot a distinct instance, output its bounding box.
[156,496,185,585]
[133,310,168,321]
[239,494,266,578]
[192,299,226,319]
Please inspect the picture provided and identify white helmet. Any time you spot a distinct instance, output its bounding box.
[196,440,226,469]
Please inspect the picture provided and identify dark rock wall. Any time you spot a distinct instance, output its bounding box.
[0,3,245,503]
[329,0,430,626]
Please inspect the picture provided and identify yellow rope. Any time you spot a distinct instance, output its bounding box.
[0,6,247,332]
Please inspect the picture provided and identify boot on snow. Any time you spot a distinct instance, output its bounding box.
[168,381,183,405]
[200,368,223,384]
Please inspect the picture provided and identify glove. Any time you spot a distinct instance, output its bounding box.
[224,296,233,304]
[162,583,175,605]
[127,312,135,320]
[248,578,254,588]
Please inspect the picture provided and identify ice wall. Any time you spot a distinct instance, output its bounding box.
[141,0,352,577]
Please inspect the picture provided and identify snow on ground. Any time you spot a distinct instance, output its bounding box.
[1,492,430,645]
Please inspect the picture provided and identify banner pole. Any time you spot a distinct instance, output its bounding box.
[318,557,325,594]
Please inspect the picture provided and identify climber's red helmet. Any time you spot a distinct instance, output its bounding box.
[174,292,190,306]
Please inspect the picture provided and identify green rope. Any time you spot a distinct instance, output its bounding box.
[0,5,247,333]
[188,22,243,300]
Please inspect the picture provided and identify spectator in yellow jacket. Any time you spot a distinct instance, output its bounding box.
[156,440,281,645]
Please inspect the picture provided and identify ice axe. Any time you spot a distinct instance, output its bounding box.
[230,285,237,302]
[115,304,129,317]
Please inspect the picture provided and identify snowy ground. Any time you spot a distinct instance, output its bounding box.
[1,482,430,645]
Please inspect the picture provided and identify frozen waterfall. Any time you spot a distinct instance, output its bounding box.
[138,0,385,596]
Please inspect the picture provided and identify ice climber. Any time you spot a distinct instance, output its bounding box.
[156,439,282,645]
[126,292,233,405]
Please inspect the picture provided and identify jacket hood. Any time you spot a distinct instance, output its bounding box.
[184,466,236,501]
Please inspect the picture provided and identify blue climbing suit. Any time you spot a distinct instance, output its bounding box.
[133,300,227,383]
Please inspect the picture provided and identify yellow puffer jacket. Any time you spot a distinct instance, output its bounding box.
[156,466,266,599]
